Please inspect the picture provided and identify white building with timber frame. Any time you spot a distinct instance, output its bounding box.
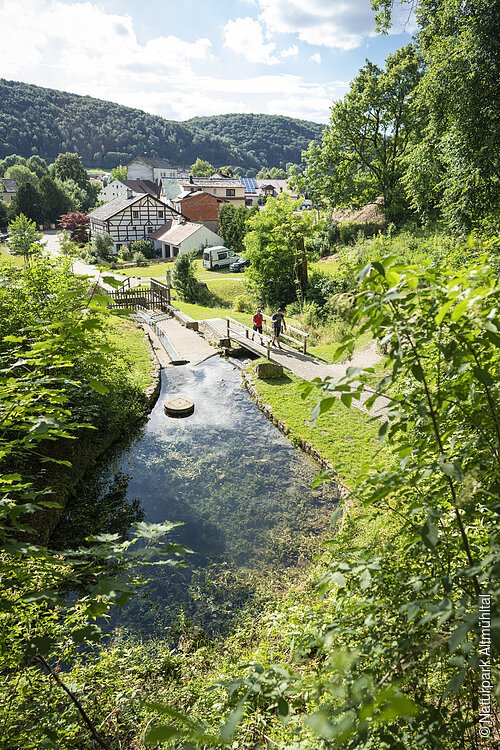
[89,192,185,253]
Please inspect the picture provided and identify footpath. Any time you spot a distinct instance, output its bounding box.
[42,231,388,418]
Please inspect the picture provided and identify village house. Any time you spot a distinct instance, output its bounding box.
[0,178,17,204]
[179,177,246,208]
[127,155,188,183]
[88,191,184,253]
[98,179,161,203]
[151,219,224,260]
[171,189,224,233]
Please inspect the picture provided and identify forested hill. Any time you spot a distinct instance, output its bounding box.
[0,79,324,170]
[185,114,325,171]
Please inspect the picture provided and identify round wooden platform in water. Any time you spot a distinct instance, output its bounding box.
[163,397,195,418]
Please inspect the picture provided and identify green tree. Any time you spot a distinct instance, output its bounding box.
[256,167,287,179]
[191,158,215,177]
[111,165,127,181]
[302,44,422,221]
[52,152,89,189]
[244,194,316,307]
[171,250,199,302]
[56,177,87,211]
[38,175,72,223]
[0,154,27,176]
[4,164,39,189]
[92,231,114,260]
[219,203,255,252]
[13,182,45,225]
[27,154,49,178]
[7,213,44,261]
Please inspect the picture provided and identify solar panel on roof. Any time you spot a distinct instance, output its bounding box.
[241,177,258,192]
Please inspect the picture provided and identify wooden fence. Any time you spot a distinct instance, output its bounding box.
[107,279,171,311]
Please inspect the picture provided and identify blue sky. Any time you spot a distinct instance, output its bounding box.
[0,0,415,122]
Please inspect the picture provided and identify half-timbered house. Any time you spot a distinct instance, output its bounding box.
[88,192,184,253]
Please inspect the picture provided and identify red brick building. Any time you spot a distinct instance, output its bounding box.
[171,190,224,233]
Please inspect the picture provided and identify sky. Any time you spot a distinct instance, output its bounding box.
[0,0,416,123]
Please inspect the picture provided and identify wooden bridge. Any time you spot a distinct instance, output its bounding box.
[206,316,309,361]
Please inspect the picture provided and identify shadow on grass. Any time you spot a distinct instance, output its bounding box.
[258,374,294,386]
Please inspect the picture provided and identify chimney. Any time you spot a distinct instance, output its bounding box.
[126,188,133,199]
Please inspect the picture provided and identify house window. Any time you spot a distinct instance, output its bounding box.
[133,210,139,219]
[158,210,164,219]
[116,244,122,252]
[226,188,235,196]
[147,226,154,234]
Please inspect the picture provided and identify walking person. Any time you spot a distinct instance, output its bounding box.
[252,308,264,344]
[271,307,286,349]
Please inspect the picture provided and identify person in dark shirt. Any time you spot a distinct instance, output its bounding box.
[271,308,286,349]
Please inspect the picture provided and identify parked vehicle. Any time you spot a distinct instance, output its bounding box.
[229,257,250,272]
[202,246,239,270]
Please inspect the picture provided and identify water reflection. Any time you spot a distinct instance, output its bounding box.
[56,357,337,636]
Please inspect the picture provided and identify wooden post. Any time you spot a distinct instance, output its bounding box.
[267,341,271,360]
[303,337,307,354]
[226,318,230,342]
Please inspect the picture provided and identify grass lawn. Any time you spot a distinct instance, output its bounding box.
[118,261,172,278]
[0,246,25,268]
[105,313,155,391]
[310,258,339,276]
[247,361,391,488]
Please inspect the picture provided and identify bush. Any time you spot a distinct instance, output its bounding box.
[119,246,133,261]
[128,239,156,259]
[133,251,148,266]
[92,231,114,261]
[232,294,252,312]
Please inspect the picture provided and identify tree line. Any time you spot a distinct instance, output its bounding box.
[0,79,323,172]
[292,0,499,232]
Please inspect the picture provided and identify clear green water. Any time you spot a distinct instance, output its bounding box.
[56,356,337,636]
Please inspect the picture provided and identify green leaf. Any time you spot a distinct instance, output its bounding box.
[87,378,109,395]
[421,519,439,548]
[438,458,464,482]
[305,709,336,739]
[330,571,346,587]
[473,367,494,386]
[448,623,470,653]
[145,725,181,745]
[219,700,245,741]
[450,300,469,321]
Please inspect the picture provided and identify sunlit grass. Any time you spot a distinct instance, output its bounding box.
[247,360,390,488]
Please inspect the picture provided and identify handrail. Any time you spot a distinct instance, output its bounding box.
[262,314,308,353]
[226,316,271,359]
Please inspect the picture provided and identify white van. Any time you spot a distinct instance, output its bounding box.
[202,246,239,270]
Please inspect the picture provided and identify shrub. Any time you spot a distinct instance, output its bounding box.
[133,251,148,266]
[92,231,114,261]
[119,246,133,261]
[232,294,252,312]
[128,239,156,259]
[171,251,200,302]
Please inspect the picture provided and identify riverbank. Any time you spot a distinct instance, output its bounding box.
[243,359,391,490]
[38,315,159,542]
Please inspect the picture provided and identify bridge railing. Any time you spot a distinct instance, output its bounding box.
[262,314,309,353]
[226,317,272,359]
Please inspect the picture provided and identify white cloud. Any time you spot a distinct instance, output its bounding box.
[281,45,299,59]
[0,0,348,123]
[310,52,322,64]
[223,17,280,65]
[256,0,415,51]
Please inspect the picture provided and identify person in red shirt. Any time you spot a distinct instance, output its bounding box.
[252,308,264,343]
